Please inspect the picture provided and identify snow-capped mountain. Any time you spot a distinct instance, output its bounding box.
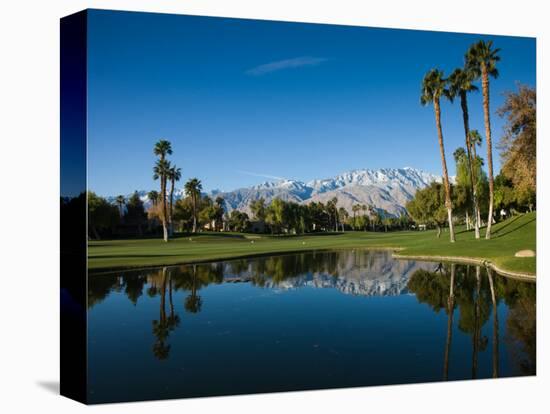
[108,167,443,218]
[218,167,443,217]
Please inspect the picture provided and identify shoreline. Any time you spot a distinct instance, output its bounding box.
[392,252,536,281]
[88,246,536,281]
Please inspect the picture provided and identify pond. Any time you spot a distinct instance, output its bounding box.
[88,250,536,403]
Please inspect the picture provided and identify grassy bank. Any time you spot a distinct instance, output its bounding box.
[88,212,536,276]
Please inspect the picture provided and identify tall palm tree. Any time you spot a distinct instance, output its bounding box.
[421,69,456,242]
[469,130,483,226]
[166,165,182,236]
[361,205,368,231]
[184,178,202,233]
[469,129,482,160]
[466,40,500,239]
[352,204,361,230]
[153,158,171,242]
[147,190,159,206]
[448,67,481,239]
[153,139,173,161]
[153,140,173,242]
[115,195,125,219]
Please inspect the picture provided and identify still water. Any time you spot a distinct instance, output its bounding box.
[88,250,536,403]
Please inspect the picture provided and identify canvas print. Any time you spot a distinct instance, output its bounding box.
[60,9,536,404]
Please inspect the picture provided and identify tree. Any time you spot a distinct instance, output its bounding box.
[497,84,536,212]
[213,197,225,231]
[87,191,119,239]
[326,197,339,232]
[115,195,125,219]
[124,191,147,235]
[466,40,501,239]
[361,204,369,231]
[421,69,455,242]
[448,67,481,238]
[166,165,182,236]
[152,140,172,241]
[153,158,171,242]
[184,178,203,233]
[250,198,267,223]
[173,196,194,232]
[407,182,448,238]
[147,190,159,206]
[266,198,285,233]
[338,207,348,232]
[453,147,473,228]
[227,210,250,232]
[352,204,361,230]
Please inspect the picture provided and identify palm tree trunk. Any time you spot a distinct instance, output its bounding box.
[192,194,197,233]
[482,68,495,239]
[161,176,168,242]
[169,179,175,237]
[434,99,455,242]
[460,93,481,239]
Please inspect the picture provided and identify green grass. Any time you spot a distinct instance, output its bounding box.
[88,212,536,275]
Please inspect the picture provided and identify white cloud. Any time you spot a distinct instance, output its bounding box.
[238,170,286,181]
[245,56,328,76]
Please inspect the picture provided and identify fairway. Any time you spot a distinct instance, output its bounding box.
[88,212,536,277]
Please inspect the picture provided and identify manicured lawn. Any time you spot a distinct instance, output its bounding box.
[88,212,536,276]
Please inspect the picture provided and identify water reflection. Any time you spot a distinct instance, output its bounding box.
[407,261,535,378]
[88,250,535,396]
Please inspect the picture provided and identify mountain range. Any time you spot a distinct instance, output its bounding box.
[109,167,444,218]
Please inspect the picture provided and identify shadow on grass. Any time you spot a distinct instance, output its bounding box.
[491,217,536,239]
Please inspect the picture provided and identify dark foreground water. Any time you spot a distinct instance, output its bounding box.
[88,250,536,403]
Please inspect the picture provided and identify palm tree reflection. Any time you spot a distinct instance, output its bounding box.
[443,264,455,381]
[87,252,535,370]
[152,267,179,360]
[487,267,499,378]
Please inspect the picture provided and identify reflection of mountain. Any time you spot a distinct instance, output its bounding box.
[88,250,536,373]
[223,251,435,297]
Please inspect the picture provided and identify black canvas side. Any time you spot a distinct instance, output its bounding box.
[60,9,88,404]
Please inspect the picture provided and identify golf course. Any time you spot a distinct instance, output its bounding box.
[88,211,536,278]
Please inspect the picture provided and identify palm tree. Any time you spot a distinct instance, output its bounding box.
[352,204,361,230]
[153,140,173,242]
[469,130,483,226]
[153,158,171,242]
[115,195,125,219]
[147,190,159,206]
[166,165,182,236]
[360,205,369,231]
[466,40,501,239]
[448,67,481,239]
[184,178,202,233]
[421,69,456,242]
[469,129,482,160]
[153,139,173,161]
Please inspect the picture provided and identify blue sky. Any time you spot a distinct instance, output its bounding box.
[87,9,536,196]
